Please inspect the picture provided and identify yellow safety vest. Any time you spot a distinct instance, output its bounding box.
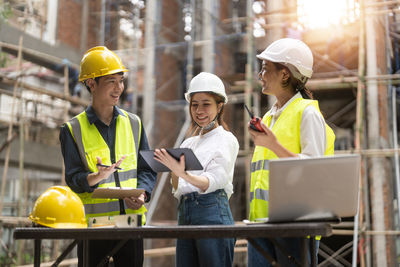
[249,98,335,221]
[66,109,147,220]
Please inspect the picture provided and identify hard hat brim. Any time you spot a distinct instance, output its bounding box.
[185,91,228,104]
[78,68,128,82]
[256,54,312,79]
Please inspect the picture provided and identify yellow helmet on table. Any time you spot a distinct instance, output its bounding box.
[78,46,128,82]
[29,186,87,228]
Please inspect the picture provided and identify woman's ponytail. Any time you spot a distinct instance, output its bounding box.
[297,83,313,99]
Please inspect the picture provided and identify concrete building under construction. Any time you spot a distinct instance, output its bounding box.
[0,0,400,266]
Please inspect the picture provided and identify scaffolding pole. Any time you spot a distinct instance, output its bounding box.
[0,73,88,106]
[128,3,141,115]
[16,38,26,266]
[354,0,368,266]
[186,0,195,88]
[100,0,106,46]
[80,0,88,51]
[60,64,70,187]
[143,0,157,141]
[244,0,255,219]
[202,0,215,72]
[366,0,394,264]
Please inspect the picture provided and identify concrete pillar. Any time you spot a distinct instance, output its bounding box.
[80,0,89,51]
[365,1,396,266]
[202,0,216,72]
[265,0,284,109]
[143,0,158,141]
[44,0,58,44]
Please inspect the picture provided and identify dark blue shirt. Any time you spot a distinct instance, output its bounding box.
[59,105,156,201]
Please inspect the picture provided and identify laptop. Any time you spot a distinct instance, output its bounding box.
[262,154,361,223]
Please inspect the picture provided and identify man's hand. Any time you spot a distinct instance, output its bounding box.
[124,193,145,210]
[96,155,126,176]
[87,155,126,186]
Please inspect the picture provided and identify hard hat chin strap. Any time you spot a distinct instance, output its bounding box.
[198,113,219,135]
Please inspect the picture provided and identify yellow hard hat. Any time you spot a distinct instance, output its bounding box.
[78,46,128,82]
[29,186,87,228]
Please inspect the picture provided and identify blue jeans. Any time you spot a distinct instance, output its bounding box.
[176,189,235,267]
[248,237,320,267]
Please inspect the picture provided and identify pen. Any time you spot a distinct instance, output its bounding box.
[96,164,123,170]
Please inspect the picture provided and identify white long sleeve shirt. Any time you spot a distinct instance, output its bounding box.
[173,126,239,200]
[268,92,327,158]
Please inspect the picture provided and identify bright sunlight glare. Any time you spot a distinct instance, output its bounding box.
[297,0,359,29]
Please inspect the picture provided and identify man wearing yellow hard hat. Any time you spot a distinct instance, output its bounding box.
[59,46,157,266]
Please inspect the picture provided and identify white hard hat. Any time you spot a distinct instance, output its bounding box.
[185,72,228,104]
[257,38,313,83]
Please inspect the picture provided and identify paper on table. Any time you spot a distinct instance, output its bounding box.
[91,187,145,199]
[242,218,269,225]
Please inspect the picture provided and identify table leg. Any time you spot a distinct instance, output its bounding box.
[51,240,78,266]
[300,238,308,266]
[247,238,279,266]
[83,240,89,267]
[269,238,302,267]
[96,240,128,267]
[310,237,317,267]
[34,239,41,267]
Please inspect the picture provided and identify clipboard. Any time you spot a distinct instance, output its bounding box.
[139,148,203,173]
[91,187,145,199]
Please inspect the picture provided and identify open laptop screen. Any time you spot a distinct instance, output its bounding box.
[267,154,361,223]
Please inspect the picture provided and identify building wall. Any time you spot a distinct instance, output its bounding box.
[86,0,102,48]
[153,0,183,148]
[104,1,120,50]
[57,0,117,51]
[160,0,180,43]
[57,0,83,50]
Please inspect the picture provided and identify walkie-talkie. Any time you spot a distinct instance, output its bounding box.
[244,104,264,132]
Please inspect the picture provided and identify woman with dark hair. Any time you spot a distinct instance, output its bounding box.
[154,72,239,267]
[247,38,335,266]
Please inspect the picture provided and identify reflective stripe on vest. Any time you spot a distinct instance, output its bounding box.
[249,98,335,221]
[84,199,138,216]
[249,188,269,203]
[100,170,138,185]
[66,109,146,219]
[251,160,269,172]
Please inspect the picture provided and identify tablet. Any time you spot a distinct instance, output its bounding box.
[139,148,203,173]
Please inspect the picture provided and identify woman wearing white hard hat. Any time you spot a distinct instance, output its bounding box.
[154,72,239,267]
[247,38,336,266]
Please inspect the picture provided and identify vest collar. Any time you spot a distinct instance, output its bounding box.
[270,92,302,116]
[85,105,126,124]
